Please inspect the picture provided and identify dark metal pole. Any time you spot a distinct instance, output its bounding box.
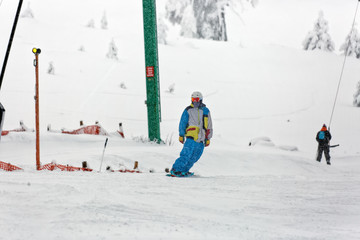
[0,0,23,90]
[0,102,5,140]
[0,0,23,139]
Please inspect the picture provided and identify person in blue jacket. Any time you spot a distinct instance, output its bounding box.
[170,91,213,176]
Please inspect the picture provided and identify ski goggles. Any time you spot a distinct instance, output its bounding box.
[191,97,200,102]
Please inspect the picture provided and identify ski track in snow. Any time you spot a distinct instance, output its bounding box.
[1,169,360,240]
[1,135,360,240]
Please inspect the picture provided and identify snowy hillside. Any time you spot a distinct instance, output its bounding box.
[1,0,360,239]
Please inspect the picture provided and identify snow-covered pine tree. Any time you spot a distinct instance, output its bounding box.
[249,0,259,7]
[179,4,197,38]
[157,16,169,44]
[193,0,224,41]
[303,11,335,52]
[101,11,108,29]
[21,2,34,18]
[106,39,118,60]
[165,0,257,41]
[47,62,55,75]
[166,0,190,25]
[87,19,95,28]
[339,26,360,58]
[120,82,127,89]
[78,45,85,52]
[353,81,360,107]
[167,83,175,93]
[168,0,226,40]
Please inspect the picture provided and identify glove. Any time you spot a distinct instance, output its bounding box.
[179,136,184,144]
[205,139,210,147]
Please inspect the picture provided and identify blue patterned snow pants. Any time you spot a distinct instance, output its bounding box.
[172,138,204,173]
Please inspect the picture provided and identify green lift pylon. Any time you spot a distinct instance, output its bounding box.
[142,0,161,143]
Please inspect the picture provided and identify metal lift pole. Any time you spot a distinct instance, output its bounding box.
[0,0,23,139]
[142,0,161,143]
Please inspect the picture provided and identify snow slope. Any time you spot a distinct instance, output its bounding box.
[1,0,360,239]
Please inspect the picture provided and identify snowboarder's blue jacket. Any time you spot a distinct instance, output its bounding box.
[179,103,213,143]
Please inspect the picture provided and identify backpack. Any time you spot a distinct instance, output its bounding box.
[318,131,325,140]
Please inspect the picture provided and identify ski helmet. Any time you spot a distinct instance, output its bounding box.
[191,91,203,103]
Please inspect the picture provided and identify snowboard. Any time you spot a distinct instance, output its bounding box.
[166,172,194,178]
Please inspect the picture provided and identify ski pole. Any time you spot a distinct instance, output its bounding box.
[99,137,109,172]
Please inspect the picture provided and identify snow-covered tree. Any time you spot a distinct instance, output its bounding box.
[167,83,175,94]
[120,82,127,89]
[86,19,95,28]
[353,81,360,107]
[157,16,169,45]
[165,0,257,41]
[339,26,360,58]
[106,39,118,60]
[303,11,335,52]
[21,2,34,18]
[101,11,108,30]
[192,0,215,39]
[166,0,190,25]
[179,4,197,38]
[166,0,225,40]
[47,62,55,75]
[249,0,259,7]
[78,45,85,52]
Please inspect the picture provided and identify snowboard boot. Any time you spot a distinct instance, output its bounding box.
[170,169,194,177]
[170,168,182,177]
[184,171,194,176]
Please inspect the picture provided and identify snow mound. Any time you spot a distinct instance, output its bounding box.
[248,136,275,147]
[277,145,299,151]
[249,136,298,151]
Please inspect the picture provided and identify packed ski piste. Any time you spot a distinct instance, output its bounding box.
[1,0,360,239]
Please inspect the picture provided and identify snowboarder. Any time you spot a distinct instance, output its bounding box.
[316,124,332,165]
[170,91,213,176]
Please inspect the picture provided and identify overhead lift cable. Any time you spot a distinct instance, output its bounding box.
[329,0,360,128]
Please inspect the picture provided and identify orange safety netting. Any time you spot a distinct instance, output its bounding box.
[39,163,93,172]
[0,161,23,171]
[1,130,9,136]
[62,125,108,136]
[1,126,28,136]
[117,130,124,138]
[111,169,141,173]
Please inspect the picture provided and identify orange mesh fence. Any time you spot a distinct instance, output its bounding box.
[62,125,108,136]
[39,163,93,172]
[0,161,23,171]
[110,169,141,173]
[1,130,9,136]
[1,128,27,136]
[1,121,30,136]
